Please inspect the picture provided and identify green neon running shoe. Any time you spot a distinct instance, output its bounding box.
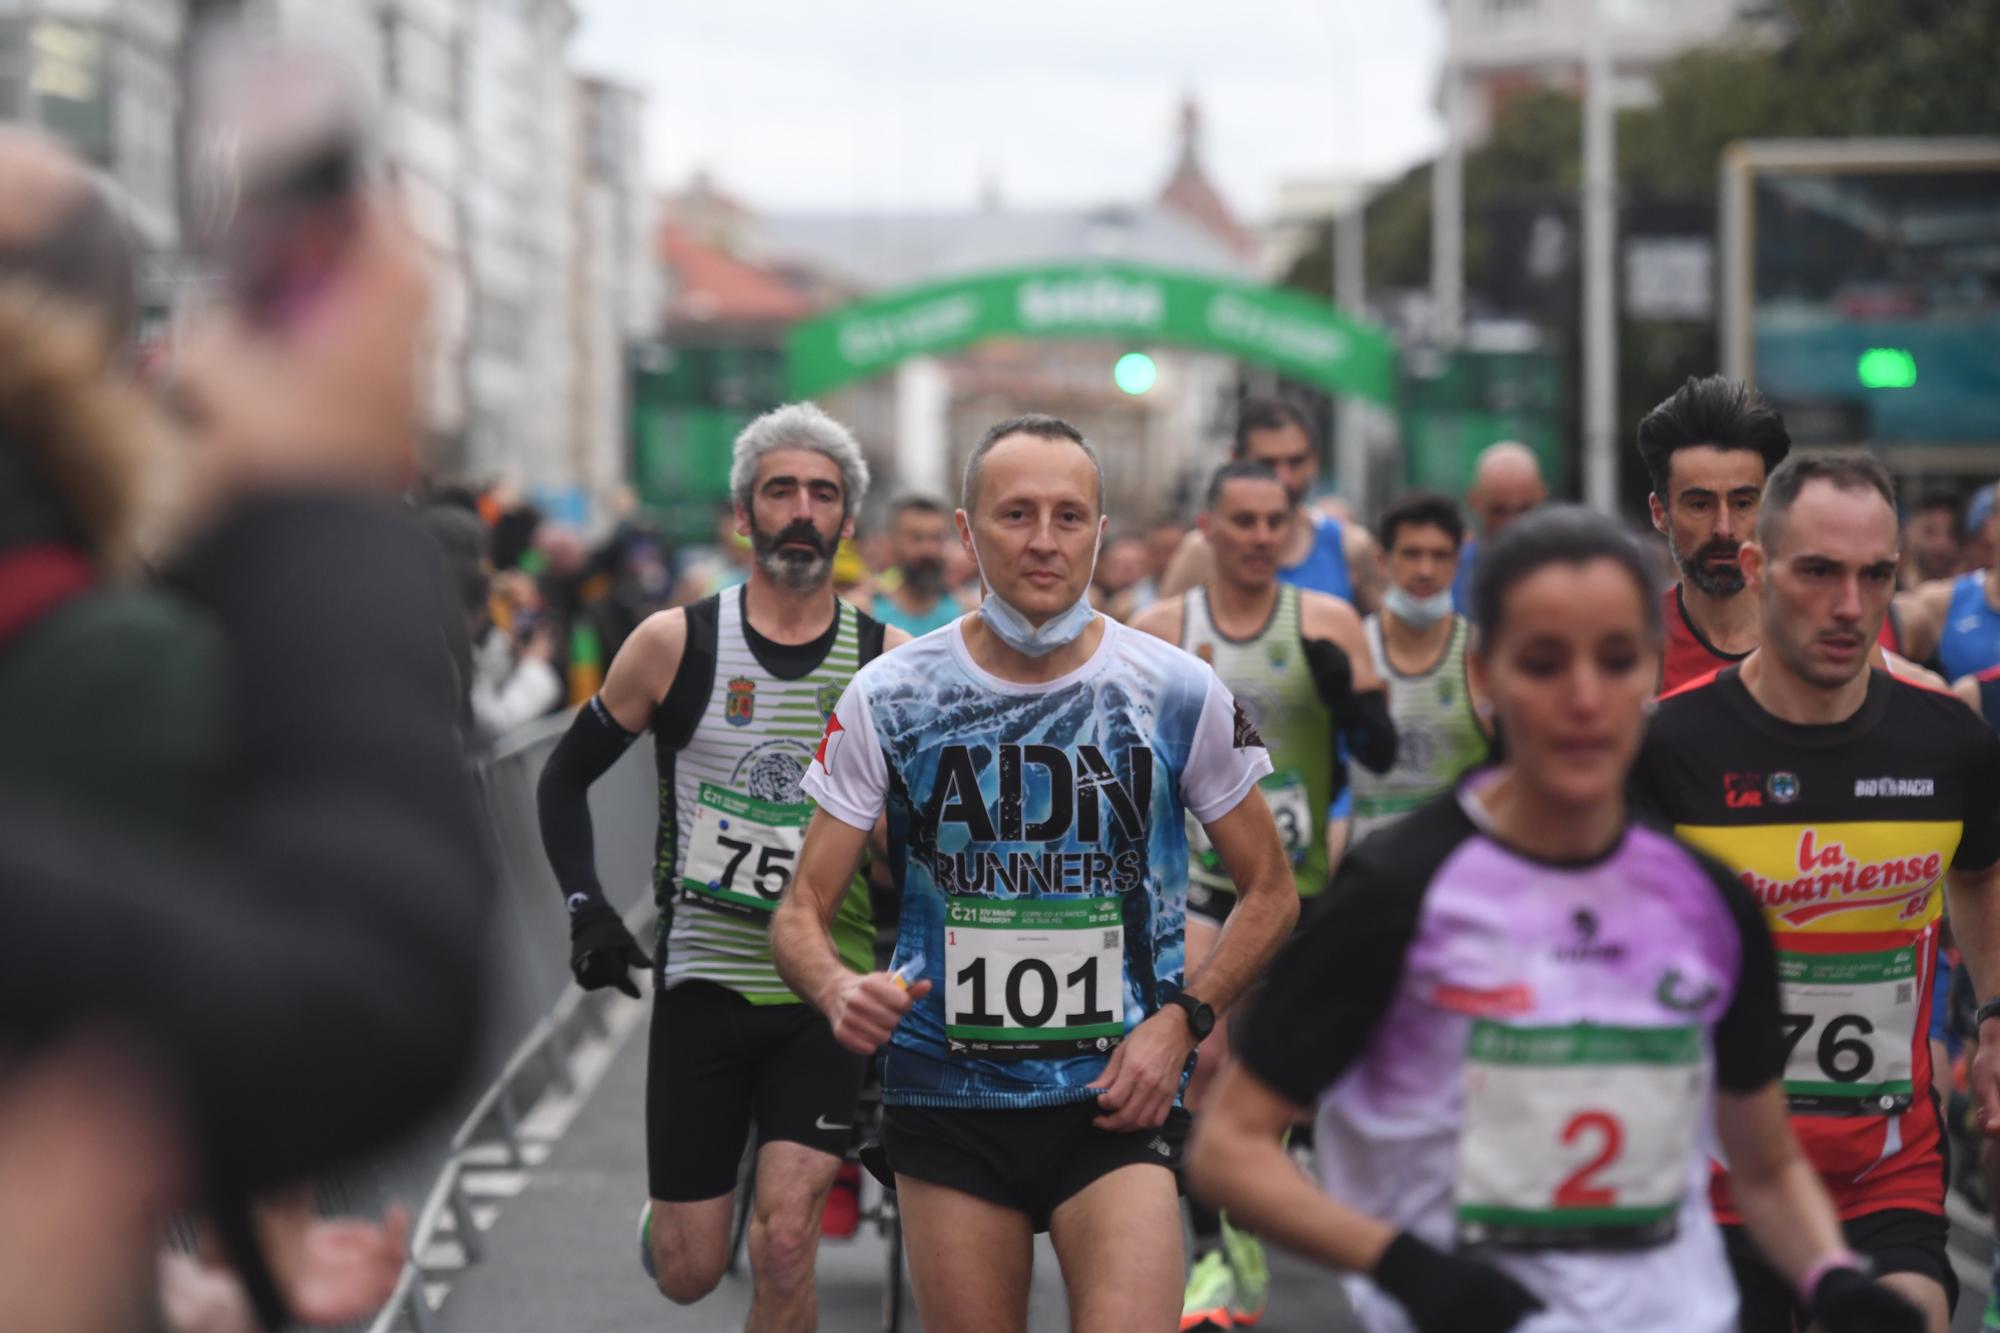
[1180,1248,1235,1330]
[637,1201,656,1281]
[1222,1217,1269,1326]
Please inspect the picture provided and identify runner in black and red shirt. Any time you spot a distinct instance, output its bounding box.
[1633,452,2000,1333]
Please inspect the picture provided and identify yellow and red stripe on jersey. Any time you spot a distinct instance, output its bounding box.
[1677,819,1959,1221]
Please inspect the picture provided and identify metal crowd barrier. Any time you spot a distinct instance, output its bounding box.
[337,710,658,1333]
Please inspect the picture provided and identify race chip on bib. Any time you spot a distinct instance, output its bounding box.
[1775,943,1918,1115]
[679,782,807,918]
[942,897,1125,1059]
[1456,1021,1706,1251]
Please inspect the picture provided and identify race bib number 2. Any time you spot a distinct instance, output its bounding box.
[1776,945,1918,1116]
[1456,1022,1704,1251]
[943,897,1125,1059]
[679,783,806,920]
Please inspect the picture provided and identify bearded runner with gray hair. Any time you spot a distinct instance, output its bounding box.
[537,401,907,1330]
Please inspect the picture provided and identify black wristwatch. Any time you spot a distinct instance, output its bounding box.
[1165,990,1216,1044]
[1975,997,2000,1030]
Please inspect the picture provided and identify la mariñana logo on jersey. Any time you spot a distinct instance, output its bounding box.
[1725,772,1764,809]
[725,676,756,726]
[1854,776,1936,798]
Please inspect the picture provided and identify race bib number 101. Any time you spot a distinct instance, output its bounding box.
[943,897,1125,1060]
[679,783,808,920]
[1456,1021,1704,1252]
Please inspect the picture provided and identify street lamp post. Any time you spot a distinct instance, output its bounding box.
[1581,0,1619,513]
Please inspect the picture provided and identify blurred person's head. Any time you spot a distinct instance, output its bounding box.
[532,523,588,580]
[888,495,949,596]
[1468,507,1661,812]
[1744,452,1899,694]
[1232,398,1319,508]
[730,402,868,592]
[1636,375,1790,599]
[1904,487,1962,583]
[0,129,136,353]
[1466,441,1547,541]
[0,131,158,570]
[1143,519,1184,580]
[957,414,1105,632]
[1378,492,1465,626]
[1198,462,1288,594]
[1096,536,1147,596]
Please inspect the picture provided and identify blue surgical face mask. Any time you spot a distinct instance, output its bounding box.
[1386,583,1456,629]
[964,519,1103,657]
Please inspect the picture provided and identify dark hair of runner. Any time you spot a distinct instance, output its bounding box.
[1378,491,1465,553]
[1755,450,1898,551]
[1634,374,1790,500]
[889,493,946,520]
[961,413,1102,513]
[1473,505,1662,645]
[1204,460,1284,510]
[1909,485,1961,533]
[1232,396,1318,457]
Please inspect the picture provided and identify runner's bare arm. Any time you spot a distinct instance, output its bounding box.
[1947,860,2000,1134]
[1124,595,1185,646]
[1187,1062,1397,1273]
[1713,1083,1853,1285]
[1343,523,1385,616]
[1089,789,1297,1132]
[1189,788,1300,1015]
[1954,675,1985,718]
[1892,579,1954,665]
[1158,529,1216,599]
[773,812,927,1053]
[597,608,688,732]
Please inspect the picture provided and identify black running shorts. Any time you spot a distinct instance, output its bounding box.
[645,979,868,1202]
[1722,1206,1957,1329]
[883,1099,1190,1232]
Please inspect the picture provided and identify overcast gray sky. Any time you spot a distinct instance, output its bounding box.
[572,1,1445,218]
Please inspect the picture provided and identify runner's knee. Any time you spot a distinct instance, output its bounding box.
[653,1246,725,1306]
[748,1208,818,1291]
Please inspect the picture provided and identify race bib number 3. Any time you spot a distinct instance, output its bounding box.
[943,897,1125,1059]
[679,783,807,919]
[1456,1022,1704,1252]
[1190,771,1312,870]
[1776,946,1918,1116]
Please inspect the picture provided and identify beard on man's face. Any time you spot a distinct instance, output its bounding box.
[1677,535,1746,598]
[752,516,837,589]
[901,556,945,595]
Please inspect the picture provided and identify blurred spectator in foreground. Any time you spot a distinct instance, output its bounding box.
[1902,487,1963,589]
[1451,440,1547,618]
[0,113,486,1331]
[865,494,964,636]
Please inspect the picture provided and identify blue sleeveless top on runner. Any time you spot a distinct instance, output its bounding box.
[1279,513,1352,602]
[1939,571,2000,681]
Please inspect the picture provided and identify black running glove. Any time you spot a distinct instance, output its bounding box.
[569,902,654,998]
[1809,1266,1925,1333]
[1371,1232,1545,1333]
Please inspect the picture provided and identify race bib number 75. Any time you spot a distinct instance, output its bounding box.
[679,783,806,920]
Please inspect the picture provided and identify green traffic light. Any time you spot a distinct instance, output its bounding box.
[1857,348,1917,389]
[1114,351,1157,395]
